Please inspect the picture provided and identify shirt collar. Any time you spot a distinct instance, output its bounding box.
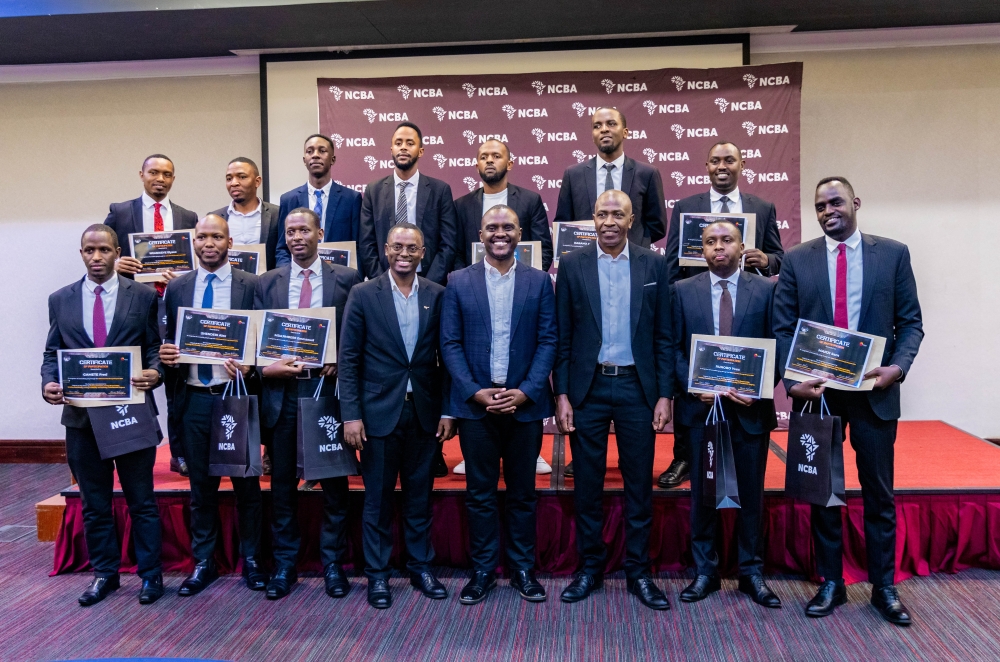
[84,274,119,294]
[825,228,862,253]
[484,259,515,279]
[388,270,419,297]
[709,269,740,288]
[710,187,740,203]
[596,152,626,171]
[307,180,333,197]
[141,192,169,209]
[393,170,420,190]
[198,262,232,282]
[596,241,630,261]
[227,198,262,218]
[290,256,323,279]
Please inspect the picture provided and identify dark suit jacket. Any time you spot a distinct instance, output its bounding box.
[453,183,553,272]
[671,270,777,435]
[440,261,557,421]
[338,273,448,437]
[104,197,199,259]
[773,233,924,421]
[553,156,667,247]
[553,242,673,409]
[665,191,784,284]
[358,173,458,284]
[162,268,259,419]
[211,201,281,271]
[275,182,362,267]
[253,260,364,428]
[42,276,163,428]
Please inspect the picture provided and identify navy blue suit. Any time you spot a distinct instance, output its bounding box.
[275,182,362,266]
[773,232,923,587]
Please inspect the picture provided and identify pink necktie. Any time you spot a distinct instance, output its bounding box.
[93,285,108,347]
[298,269,313,308]
[834,244,848,328]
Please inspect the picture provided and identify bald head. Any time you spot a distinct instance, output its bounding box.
[197,213,230,237]
[193,213,232,271]
[593,190,634,255]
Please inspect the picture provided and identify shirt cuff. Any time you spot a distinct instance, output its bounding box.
[441,415,456,420]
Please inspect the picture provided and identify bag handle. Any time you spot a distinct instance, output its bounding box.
[222,373,235,400]
[798,393,831,419]
[704,392,726,426]
[312,375,325,401]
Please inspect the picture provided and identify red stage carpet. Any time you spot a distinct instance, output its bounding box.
[52,421,1000,585]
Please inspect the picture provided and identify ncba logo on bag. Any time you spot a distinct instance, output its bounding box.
[797,433,819,475]
[706,440,715,479]
[110,404,138,430]
[317,416,344,452]
[221,414,237,441]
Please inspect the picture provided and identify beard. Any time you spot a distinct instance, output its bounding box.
[393,154,417,171]
[597,139,622,155]
[479,167,506,186]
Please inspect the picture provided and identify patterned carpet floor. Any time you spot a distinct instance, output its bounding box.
[3,463,1000,662]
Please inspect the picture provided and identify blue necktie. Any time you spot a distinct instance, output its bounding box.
[198,273,216,385]
[314,189,325,227]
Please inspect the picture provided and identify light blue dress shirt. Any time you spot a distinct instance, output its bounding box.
[596,242,634,366]
[389,271,420,392]
[596,152,625,195]
[484,260,515,384]
[825,228,863,331]
[187,263,233,387]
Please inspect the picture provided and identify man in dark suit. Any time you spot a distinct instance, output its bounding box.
[453,140,553,272]
[554,108,667,248]
[339,222,456,610]
[358,122,458,284]
[554,190,673,610]
[41,224,164,606]
[275,134,362,267]
[254,208,363,600]
[774,177,923,626]
[159,214,267,596]
[659,141,786,490]
[211,157,281,271]
[441,205,557,605]
[671,220,781,609]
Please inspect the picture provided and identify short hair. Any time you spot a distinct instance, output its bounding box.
[394,121,423,145]
[707,141,742,158]
[816,176,855,199]
[387,222,424,244]
[228,156,259,176]
[142,153,173,170]
[304,134,335,151]
[81,223,119,249]
[286,207,321,229]
[478,139,510,157]
[593,106,626,128]
[482,204,520,226]
[703,219,743,242]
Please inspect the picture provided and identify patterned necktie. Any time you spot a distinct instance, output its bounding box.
[92,285,107,347]
[298,269,313,309]
[198,273,216,385]
[603,163,616,193]
[395,182,409,225]
[153,201,164,232]
[719,195,731,213]
[834,244,849,328]
[314,189,325,226]
[718,280,733,336]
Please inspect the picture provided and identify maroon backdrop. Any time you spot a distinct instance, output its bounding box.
[317,62,803,250]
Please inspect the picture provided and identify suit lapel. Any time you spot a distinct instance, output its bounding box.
[130,198,144,236]
[697,192,712,213]
[581,245,602,330]
[106,278,135,345]
[324,186,344,238]
[732,271,754,335]
[180,271,197,307]
[414,176,430,228]
[740,193,754,215]
[65,279,89,346]
[858,234,878,329]
[274,267,290,309]
[469,263,493,343]
[376,274,409,359]
[629,248,644,340]
[812,241,834,323]
[509,261,530,339]
[695,272,715,336]
[417,277,432,343]
[585,159,598,211]
[321,261,337,308]
[621,157,635,196]
[259,202,274,244]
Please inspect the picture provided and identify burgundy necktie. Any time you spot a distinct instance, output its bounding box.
[834,244,849,328]
[718,281,733,336]
[298,269,313,308]
[93,285,108,347]
[153,201,164,232]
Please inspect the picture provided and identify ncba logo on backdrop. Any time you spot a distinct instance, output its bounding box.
[463,130,508,145]
[642,148,689,163]
[743,169,788,184]
[599,78,647,94]
[501,104,548,119]
[531,80,578,95]
[642,100,689,115]
[670,124,718,140]
[572,149,588,163]
[531,175,563,191]
[531,128,577,143]
[462,82,508,97]
[669,172,710,187]
[395,85,443,99]
[330,133,375,149]
[430,106,479,121]
[327,86,374,101]
[714,98,763,113]
[743,73,791,89]
[670,76,719,91]
[463,177,481,192]
[363,155,395,171]
[363,108,409,124]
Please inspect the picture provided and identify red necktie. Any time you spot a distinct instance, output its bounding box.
[153,201,164,232]
[834,243,849,328]
[93,285,108,347]
[298,269,313,308]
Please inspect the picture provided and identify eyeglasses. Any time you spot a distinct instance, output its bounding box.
[388,244,422,255]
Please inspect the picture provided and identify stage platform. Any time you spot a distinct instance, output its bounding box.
[49,421,1000,585]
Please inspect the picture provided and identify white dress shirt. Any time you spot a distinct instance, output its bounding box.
[227,198,263,246]
[482,189,508,216]
[393,170,420,226]
[484,260,516,384]
[389,271,420,392]
[825,228,864,331]
[596,242,633,366]
[187,263,233,386]
[596,153,626,195]
[82,274,119,344]
[289,256,324,309]
[710,186,743,214]
[307,180,333,228]
[709,269,740,336]
[141,192,174,233]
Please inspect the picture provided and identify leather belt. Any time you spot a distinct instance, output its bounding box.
[295,368,315,380]
[599,364,637,376]
[188,383,228,395]
[491,382,506,389]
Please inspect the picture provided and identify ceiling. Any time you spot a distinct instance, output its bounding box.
[1,0,999,65]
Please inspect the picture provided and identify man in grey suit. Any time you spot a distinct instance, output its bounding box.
[211,157,281,271]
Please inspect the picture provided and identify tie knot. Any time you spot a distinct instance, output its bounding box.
[205,273,216,283]
[718,280,729,291]
[154,201,161,211]
[837,243,847,254]
[301,269,312,278]
[315,189,323,199]
[604,163,616,171]
[720,195,729,203]
[398,182,408,191]
[94,285,104,295]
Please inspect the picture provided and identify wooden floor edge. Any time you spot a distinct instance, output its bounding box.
[0,440,66,464]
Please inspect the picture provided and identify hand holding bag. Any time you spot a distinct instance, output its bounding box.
[208,370,263,478]
[297,376,359,480]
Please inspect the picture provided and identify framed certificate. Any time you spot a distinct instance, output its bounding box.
[784,319,886,391]
[552,221,597,265]
[58,346,145,407]
[471,240,542,270]
[256,308,336,368]
[128,230,196,283]
[688,335,776,400]
[229,244,266,275]
[317,241,357,271]
[174,307,254,365]
[677,213,756,268]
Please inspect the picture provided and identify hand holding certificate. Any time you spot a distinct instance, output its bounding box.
[678,214,756,268]
[257,308,337,368]
[688,335,776,400]
[784,319,886,390]
[174,307,254,365]
[58,346,147,407]
[129,230,195,282]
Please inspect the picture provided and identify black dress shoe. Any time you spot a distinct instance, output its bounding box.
[738,574,781,608]
[433,447,449,478]
[871,585,912,626]
[679,574,721,602]
[510,569,546,602]
[324,563,350,598]
[560,572,602,603]
[459,571,496,605]
[177,457,189,477]
[79,574,120,606]
[266,567,297,600]
[300,480,320,490]
[628,576,670,610]
[367,579,392,609]
[139,574,164,605]
[564,460,574,477]
[178,559,218,597]
[657,459,690,489]
[410,571,448,599]
[242,557,268,591]
[805,579,847,618]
